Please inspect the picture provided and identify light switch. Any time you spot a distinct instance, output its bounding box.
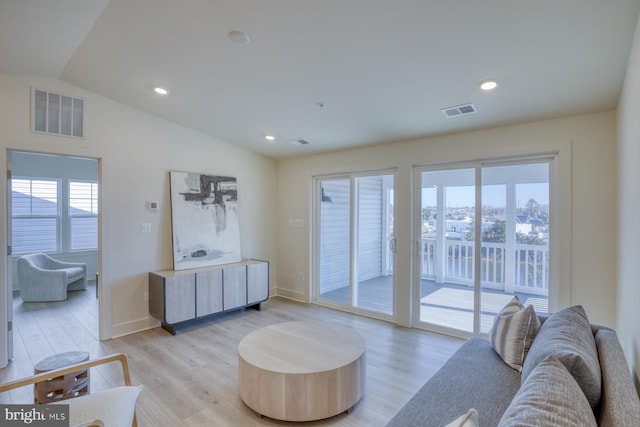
[141,223,151,233]
[288,218,304,228]
[293,219,304,228]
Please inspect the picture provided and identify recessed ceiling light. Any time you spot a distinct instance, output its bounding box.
[265,135,275,141]
[228,31,250,46]
[153,86,169,95]
[480,79,499,91]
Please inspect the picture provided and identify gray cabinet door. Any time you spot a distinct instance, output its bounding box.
[165,274,196,324]
[223,265,247,310]
[247,261,269,304]
[196,270,223,317]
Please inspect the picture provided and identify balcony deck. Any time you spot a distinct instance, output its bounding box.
[320,275,548,333]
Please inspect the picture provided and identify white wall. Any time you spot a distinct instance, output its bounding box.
[277,111,618,328]
[617,11,640,384]
[0,74,278,348]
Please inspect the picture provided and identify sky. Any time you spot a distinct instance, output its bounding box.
[423,183,549,209]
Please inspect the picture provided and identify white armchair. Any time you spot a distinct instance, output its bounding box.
[17,253,87,302]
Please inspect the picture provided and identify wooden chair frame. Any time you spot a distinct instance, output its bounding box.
[0,352,137,427]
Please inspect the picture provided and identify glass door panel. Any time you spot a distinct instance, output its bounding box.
[419,168,475,333]
[480,162,550,333]
[480,182,507,333]
[418,160,551,336]
[355,175,394,315]
[318,179,351,304]
[316,173,395,317]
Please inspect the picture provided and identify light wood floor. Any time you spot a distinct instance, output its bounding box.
[0,285,463,426]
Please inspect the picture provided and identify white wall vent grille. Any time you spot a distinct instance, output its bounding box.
[441,103,477,118]
[31,88,85,138]
[291,138,310,146]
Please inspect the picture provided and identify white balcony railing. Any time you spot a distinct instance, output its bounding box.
[421,238,549,295]
[514,244,549,292]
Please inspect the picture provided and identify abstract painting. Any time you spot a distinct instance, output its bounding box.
[169,171,241,270]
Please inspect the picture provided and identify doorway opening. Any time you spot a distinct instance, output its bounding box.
[8,150,99,366]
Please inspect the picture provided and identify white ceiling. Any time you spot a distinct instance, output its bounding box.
[2,0,639,159]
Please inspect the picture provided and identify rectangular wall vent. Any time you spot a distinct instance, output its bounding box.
[31,88,85,138]
[291,139,310,146]
[441,103,477,118]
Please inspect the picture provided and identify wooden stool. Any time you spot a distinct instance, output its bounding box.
[34,351,90,403]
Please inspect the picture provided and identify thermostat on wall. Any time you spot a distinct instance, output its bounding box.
[147,201,159,212]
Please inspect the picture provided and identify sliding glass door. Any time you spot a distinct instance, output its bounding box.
[416,160,550,335]
[315,172,395,317]
[418,167,476,332]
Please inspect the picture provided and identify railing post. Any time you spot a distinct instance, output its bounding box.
[504,182,516,293]
[435,185,445,284]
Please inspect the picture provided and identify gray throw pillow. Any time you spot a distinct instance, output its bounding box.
[489,296,540,372]
[521,305,601,409]
[498,355,597,427]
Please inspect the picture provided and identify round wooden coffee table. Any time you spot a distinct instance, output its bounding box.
[238,321,366,421]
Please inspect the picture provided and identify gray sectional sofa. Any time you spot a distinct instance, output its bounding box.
[387,307,640,427]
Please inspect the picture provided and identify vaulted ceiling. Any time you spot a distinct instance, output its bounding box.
[1,1,639,159]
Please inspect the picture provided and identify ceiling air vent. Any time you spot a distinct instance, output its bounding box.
[441,103,477,118]
[291,139,310,146]
[31,88,85,138]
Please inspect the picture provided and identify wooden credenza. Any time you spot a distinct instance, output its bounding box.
[149,259,269,334]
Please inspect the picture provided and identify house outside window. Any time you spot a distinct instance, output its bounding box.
[11,177,98,254]
[11,178,59,254]
[69,181,98,250]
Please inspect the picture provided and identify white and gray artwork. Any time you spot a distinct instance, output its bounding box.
[169,171,241,270]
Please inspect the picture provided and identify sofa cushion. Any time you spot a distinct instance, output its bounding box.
[489,296,540,372]
[594,328,640,426]
[499,355,597,426]
[445,408,478,427]
[386,337,521,427]
[522,305,601,410]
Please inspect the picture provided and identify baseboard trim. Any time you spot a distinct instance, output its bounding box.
[111,316,160,339]
[273,287,308,303]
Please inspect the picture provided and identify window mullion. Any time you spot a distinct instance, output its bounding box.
[60,178,68,252]
[473,166,482,336]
